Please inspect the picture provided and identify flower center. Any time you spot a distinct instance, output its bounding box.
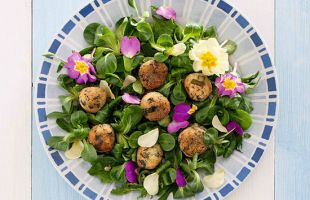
[223,78,237,90]
[187,105,198,115]
[74,61,89,74]
[200,52,217,70]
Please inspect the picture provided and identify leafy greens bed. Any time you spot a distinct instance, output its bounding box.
[45,1,260,199]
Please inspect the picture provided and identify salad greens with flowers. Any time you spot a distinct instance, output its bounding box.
[45,0,259,199]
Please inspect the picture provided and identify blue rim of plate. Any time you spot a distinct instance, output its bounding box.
[34,0,279,199]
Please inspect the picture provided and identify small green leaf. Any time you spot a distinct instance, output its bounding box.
[47,111,69,119]
[222,40,237,55]
[157,34,173,47]
[132,81,144,94]
[154,52,169,62]
[158,133,176,151]
[81,140,97,163]
[137,22,154,42]
[203,26,217,38]
[229,109,252,130]
[70,110,88,128]
[84,23,101,45]
[47,136,69,151]
[96,53,117,76]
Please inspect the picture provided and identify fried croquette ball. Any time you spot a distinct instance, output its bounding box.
[140,92,170,121]
[88,124,115,152]
[184,73,212,101]
[79,87,107,113]
[137,144,163,169]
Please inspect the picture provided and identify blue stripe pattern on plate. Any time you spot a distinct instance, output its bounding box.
[237,167,251,181]
[37,83,46,98]
[37,108,47,122]
[48,39,61,54]
[251,147,264,162]
[62,20,75,34]
[51,151,64,166]
[219,183,234,197]
[79,4,94,17]
[41,61,51,75]
[83,188,97,200]
[65,172,79,186]
[217,0,233,14]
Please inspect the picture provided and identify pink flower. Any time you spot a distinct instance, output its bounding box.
[226,121,243,135]
[176,167,187,187]
[167,121,190,133]
[167,103,197,133]
[120,36,141,58]
[215,73,245,98]
[125,161,138,183]
[64,52,96,84]
[156,6,176,21]
[122,93,141,104]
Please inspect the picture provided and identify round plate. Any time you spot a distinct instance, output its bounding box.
[34,0,278,199]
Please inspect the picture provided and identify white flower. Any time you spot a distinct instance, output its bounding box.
[203,168,225,189]
[167,43,186,56]
[189,38,229,76]
[64,140,84,160]
[138,128,159,147]
[143,172,159,195]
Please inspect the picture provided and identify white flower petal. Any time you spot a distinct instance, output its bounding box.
[203,168,225,189]
[193,61,202,72]
[168,43,186,56]
[212,115,228,132]
[143,173,159,195]
[138,128,159,147]
[99,80,115,99]
[121,75,137,89]
[64,140,84,160]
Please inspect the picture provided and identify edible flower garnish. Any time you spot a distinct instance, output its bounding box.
[64,52,97,84]
[122,93,141,104]
[120,36,141,58]
[215,73,245,98]
[189,38,229,76]
[137,128,159,147]
[167,43,186,56]
[167,103,197,133]
[176,167,187,187]
[64,140,84,160]
[125,160,138,183]
[99,80,115,99]
[156,6,176,21]
[203,168,225,189]
[143,172,159,195]
[226,121,244,135]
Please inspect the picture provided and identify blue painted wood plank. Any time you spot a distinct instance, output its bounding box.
[275,0,310,200]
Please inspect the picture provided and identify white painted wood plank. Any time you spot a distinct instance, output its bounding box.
[0,0,32,199]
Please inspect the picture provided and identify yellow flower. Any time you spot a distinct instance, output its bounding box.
[189,38,229,76]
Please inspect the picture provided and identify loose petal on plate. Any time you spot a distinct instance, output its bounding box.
[99,80,115,99]
[167,120,190,133]
[122,93,141,104]
[156,6,176,20]
[212,115,228,133]
[143,172,159,195]
[121,75,137,89]
[226,121,244,135]
[138,128,159,147]
[64,140,84,160]
[173,103,191,122]
[125,160,138,183]
[203,168,225,189]
[176,168,187,187]
[121,36,141,58]
[167,43,186,56]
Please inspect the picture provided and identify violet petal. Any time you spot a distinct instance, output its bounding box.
[176,168,187,187]
[156,6,176,20]
[122,93,141,104]
[125,161,138,183]
[76,73,88,85]
[167,120,189,133]
[226,121,243,135]
[121,36,141,58]
[67,68,80,79]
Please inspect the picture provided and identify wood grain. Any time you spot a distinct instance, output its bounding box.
[275,0,310,200]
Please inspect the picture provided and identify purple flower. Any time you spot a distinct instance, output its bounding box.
[176,168,187,187]
[156,6,176,21]
[120,36,141,58]
[64,52,97,84]
[167,120,189,133]
[125,161,138,183]
[215,73,245,98]
[226,121,243,135]
[122,93,141,104]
